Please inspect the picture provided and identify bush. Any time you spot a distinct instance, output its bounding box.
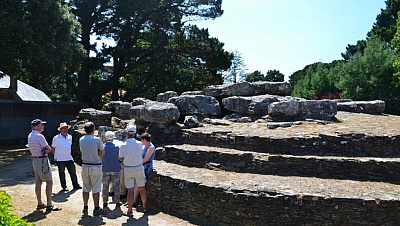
[0,190,29,226]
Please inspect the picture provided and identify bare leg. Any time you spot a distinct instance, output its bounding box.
[127,187,134,213]
[83,191,89,207]
[133,186,139,204]
[35,179,43,205]
[45,180,53,206]
[93,192,100,208]
[138,186,147,211]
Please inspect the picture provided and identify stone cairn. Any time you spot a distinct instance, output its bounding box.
[70,81,392,225]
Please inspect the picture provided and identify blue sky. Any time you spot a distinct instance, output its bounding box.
[191,0,386,79]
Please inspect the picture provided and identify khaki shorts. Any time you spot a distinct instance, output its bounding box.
[32,158,52,181]
[124,165,146,189]
[81,165,102,193]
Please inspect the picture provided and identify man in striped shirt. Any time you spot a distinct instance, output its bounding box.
[27,119,61,212]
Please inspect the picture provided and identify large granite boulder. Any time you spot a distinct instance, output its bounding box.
[337,100,385,114]
[168,95,221,116]
[203,81,292,98]
[268,100,337,120]
[129,101,180,124]
[222,95,279,116]
[102,101,131,119]
[181,91,203,96]
[222,95,300,116]
[157,91,178,102]
[78,108,112,127]
[97,126,127,143]
[132,97,153,107]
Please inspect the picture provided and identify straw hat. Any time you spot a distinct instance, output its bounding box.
[57,122,71,131]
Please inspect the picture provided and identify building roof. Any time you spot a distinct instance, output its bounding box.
[0,75,51,101]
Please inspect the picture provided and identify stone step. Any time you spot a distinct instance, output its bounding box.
[147,160,400,225]
[180,130,400,157]
[156,144,400,184]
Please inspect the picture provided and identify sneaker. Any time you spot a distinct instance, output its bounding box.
[93,208,106,216]
[82,206,88,215]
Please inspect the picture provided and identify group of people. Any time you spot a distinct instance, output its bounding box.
[27,118,155,217]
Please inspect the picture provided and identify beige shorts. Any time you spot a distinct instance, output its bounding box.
[32,158,52,181]
[124,165,146,189]
[81,165,102,193]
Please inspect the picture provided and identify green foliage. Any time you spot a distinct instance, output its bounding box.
[70,0,228,106]
[290,61,343,94]
[291,64,340,99]
[391,11,400,89]
[341,40,367,62]
[0,0,85,99]
[337,36,395,100]
[0,190,29,226]
[368,0,400,44]
[120,25,232,101]
[245,70,264,82]
[265,69,284,82]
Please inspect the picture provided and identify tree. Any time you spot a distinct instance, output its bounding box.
[341,40,367,62]
[223,50,246,83]
[69,0,226,107]
[245,70,264,82]
[265,69,284,82]
[368,0,400,44]
[121,25,233,100]
[0,0,84,100]
[338,36,395,101]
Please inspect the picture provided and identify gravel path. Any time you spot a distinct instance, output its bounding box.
[0,147,200,226]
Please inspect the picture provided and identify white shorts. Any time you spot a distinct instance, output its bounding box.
[124,165,146,189]
[81,165,102,193]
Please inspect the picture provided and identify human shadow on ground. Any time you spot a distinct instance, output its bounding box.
[121,213,149,226]
[103,206,123,219]
[22,209,51,223]
[52,189,79,203]
[78,214,106,225]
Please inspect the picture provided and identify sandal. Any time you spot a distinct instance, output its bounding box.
[36,204,45,210]
[123,211,133,217]
[46,205,62,211]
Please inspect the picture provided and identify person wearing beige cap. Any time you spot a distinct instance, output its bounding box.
[51,122,82,191]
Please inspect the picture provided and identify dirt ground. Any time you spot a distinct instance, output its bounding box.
[0,146,202,226]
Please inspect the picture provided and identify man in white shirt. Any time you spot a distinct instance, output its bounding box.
[119,125,148,217]
[51,122,82,191]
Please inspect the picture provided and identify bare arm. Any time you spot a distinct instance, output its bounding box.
[143,146,155,163]
[51,147,55,155]
[98,148,105,157]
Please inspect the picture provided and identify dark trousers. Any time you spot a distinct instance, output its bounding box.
[56,160,80,189]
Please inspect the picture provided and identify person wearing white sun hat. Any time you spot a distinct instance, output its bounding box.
[51,122,82,192]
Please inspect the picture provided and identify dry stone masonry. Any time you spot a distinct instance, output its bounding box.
[69,81,395,225]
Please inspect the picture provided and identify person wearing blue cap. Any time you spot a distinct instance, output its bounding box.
[27,119,62,212]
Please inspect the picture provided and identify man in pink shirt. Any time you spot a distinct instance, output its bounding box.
[27,119,61,212]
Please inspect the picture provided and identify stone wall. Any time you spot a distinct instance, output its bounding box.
[158,145,400,184]
[147,172,400,226]
[179,131,400,158]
